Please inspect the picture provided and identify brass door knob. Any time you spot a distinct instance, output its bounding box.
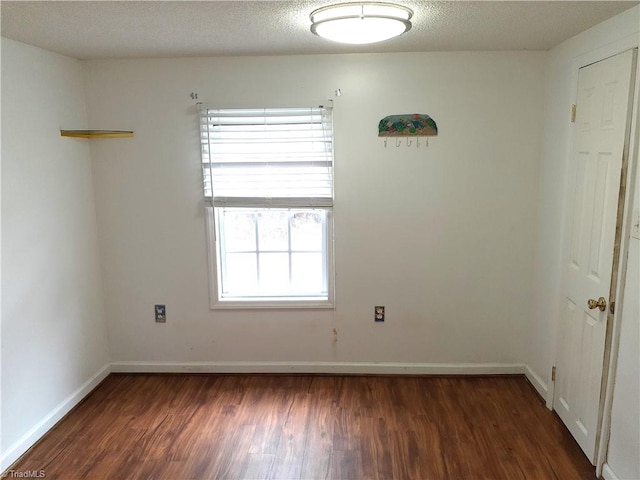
[587,297,607,312]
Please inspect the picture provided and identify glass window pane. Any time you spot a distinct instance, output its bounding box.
[291,211,324,251]
[217,207,328,299]
[258,211,289,251]
[291,253,323,293]
[223,253,257,295]
[259,253,289,293]
[223,210,256,252]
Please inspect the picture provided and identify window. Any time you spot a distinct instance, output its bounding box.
[200,106,334,308]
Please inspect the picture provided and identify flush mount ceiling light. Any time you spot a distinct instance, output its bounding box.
[310,2,413,45]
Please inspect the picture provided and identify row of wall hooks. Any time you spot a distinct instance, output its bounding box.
[383,137,429,148]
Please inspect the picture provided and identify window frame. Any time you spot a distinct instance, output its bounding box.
[205,206,335,309]
[200,105,335,310]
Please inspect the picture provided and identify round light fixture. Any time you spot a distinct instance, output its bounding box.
[310,2,413,45]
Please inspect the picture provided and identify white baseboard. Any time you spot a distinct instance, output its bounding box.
[0,364,111,472]
[524,363,548,400]
[111,361,524,376]
[602,463,620,480]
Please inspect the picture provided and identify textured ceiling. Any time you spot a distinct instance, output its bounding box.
[1,1,638,60]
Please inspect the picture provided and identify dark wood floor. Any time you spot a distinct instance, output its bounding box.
[9,374,596,479]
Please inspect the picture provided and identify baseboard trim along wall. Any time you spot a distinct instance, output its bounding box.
[110,361,525,375]
[0,364,111,472]
[524,363,548,400]
[602,463,620,480]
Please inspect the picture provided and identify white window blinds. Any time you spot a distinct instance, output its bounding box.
[200,106,334,208]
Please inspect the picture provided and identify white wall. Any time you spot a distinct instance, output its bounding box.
[527,5,640,478]
[83,51,546,371]
[1,39,110,469]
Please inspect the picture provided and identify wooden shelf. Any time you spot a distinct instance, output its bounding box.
[60,130,133,139]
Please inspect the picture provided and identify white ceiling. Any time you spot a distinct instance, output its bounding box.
[1,1,638,60]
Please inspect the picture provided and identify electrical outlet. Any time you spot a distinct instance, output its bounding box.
[155,304,166,323]
[375,306,385,322]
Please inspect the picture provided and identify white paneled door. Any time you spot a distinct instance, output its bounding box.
[554,49,637,463]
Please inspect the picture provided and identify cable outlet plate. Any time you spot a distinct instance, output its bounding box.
[375,306,385,322]
[155,304,166,323]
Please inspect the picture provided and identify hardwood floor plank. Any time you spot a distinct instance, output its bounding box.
[328,450,362,480]
[241,453,275,480]
[7,374,597,480]
[332,407,361,452]
[269,390,310,480]
[408,415,448,479]
[299,383,333,480]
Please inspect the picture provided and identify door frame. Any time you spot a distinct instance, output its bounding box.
[549,37,640,475]
[595,49,640,477]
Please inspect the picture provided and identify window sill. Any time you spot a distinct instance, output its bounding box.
[211,298,334,310]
